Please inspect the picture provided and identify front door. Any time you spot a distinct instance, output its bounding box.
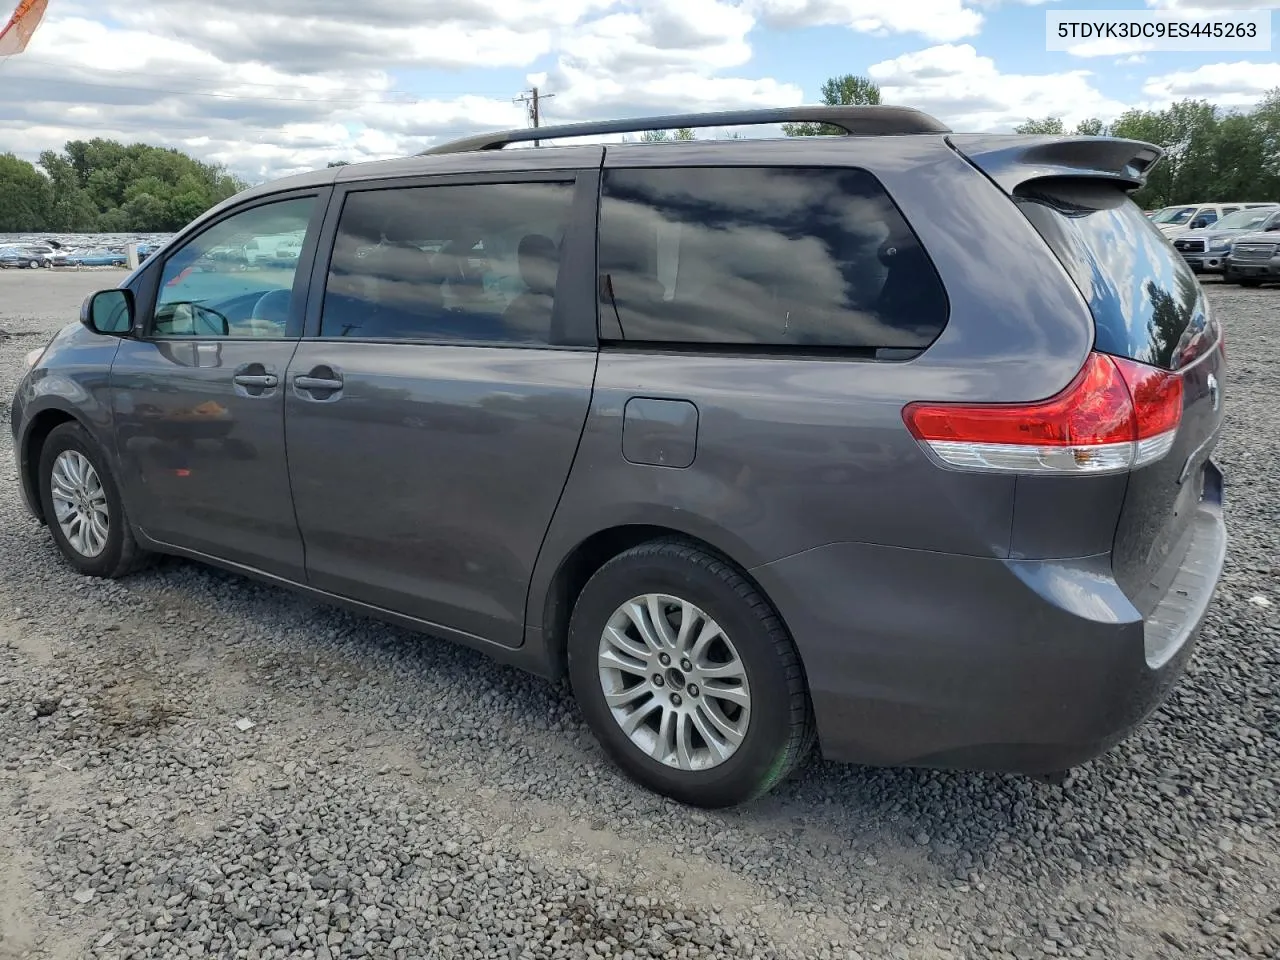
[284,170,600,646]
[110,192,326,580]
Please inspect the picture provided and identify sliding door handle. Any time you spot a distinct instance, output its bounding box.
[294,376,343,391]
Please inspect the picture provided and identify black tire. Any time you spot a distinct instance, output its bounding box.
[1238,278,1262,288]
[36,421,150,579]
[567,539,815,808]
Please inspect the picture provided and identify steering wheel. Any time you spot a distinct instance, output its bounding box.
[247,289,292,332]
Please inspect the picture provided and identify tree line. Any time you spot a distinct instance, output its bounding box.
[1011,94,1280,208]
[787,73,1280,209]
[0,139,245,234]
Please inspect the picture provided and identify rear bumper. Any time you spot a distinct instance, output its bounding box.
[752,464,1226,774]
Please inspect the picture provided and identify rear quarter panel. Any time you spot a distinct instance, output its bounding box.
[527,136,1097,635]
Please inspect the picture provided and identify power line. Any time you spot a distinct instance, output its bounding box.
[514,86,554,147]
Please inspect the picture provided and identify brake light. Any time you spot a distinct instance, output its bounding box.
[902,352,1183,474]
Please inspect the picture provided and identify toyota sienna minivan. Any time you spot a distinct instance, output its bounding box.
[11,106,1227,808]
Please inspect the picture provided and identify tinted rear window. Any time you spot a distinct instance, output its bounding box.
[598,166,949,351]
[1015,179,1219,371]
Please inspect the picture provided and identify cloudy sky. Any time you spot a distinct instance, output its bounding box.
[0,0,1277,183]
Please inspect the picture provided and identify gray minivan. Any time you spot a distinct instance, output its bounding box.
[10,107,1227,808]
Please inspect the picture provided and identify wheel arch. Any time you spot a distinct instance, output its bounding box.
[532,522,808,687]
[18,406,84,524]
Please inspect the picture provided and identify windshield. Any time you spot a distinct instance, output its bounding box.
[1150,206,1197,225]
[1214,207,1278,230]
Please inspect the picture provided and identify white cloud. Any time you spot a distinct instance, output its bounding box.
[1,0,800,181]
[867,43,1131,130]
[1142,61,1280,107]
[750,0,985,41]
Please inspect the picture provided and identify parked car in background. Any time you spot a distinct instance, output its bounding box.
[65,249,129,268]
[0,244,52,269]
[1150,202,1275,240]
[1173,205,1280,273]
[10,106,1228,808]
[1224,219,1280,286]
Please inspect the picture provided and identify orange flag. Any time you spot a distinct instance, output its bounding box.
[0,0,48,56]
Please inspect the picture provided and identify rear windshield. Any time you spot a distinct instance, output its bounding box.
[1015,179,1219,372]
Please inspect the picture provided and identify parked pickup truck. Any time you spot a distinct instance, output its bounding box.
[1173,205,1280,273]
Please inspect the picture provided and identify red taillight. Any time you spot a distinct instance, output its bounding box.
[902,352,1183,474]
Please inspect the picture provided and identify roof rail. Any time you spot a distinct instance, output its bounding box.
[417,105,950,156]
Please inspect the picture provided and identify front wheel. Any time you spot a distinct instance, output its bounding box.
[567,539,815,808]
[37,421,150,578]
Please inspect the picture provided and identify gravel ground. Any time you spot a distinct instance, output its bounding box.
[0,270,1277,960]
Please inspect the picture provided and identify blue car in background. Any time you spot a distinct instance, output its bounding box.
[64,249,129,267]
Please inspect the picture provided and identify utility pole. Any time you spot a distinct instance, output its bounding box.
[514,86,555,146]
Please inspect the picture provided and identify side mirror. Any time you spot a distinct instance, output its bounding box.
[80,288,135,336]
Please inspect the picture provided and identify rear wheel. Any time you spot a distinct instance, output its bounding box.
[37,422,150,578]
[567,539,814,808]
[1238,278,1262,288]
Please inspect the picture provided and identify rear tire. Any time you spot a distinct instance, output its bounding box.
[37,422,150,579]
[567,539,815,808]
[1238,278,1262,288]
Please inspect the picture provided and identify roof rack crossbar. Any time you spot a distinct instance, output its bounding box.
[417,105,950,156]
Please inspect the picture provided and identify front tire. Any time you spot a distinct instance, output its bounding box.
[37,422,149,578]
[567,539,815,808]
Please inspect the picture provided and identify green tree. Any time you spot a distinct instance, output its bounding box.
[0,153,53,231]
[32,139,247,231]
[783,74,882,136]
[630,129,697,143]
[1074,118,1107,136]
[1013,116,1066,135]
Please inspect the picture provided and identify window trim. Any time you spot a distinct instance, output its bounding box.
[302,170,600,350]
[134,187,332,343]
[593,163,950,355]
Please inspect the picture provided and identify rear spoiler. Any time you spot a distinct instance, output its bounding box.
[946,134,1163,194]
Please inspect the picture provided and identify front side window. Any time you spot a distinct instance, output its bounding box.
[320,181,575,344]
[152,197,316,339]
[597,166,948,350]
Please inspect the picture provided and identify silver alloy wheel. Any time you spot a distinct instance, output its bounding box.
[597,594,751,771]
[49,450,110,558]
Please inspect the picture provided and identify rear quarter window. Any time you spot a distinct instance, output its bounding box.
[597,166,949,352]
[1015,179,1219,372]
